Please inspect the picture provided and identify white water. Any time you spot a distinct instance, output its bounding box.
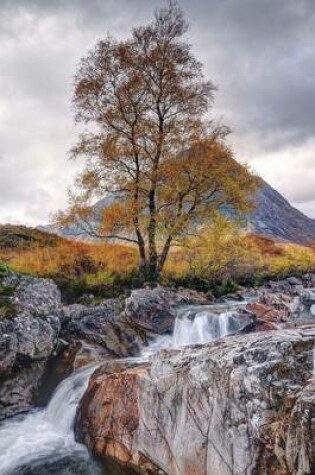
[0,365,96,474]
[143,302,247,356]
[173,307,238,346]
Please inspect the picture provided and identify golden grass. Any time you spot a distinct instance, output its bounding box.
[0,240,138,280]
[1,229,315,293]
[164,233,315,283]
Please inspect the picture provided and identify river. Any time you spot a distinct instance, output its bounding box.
[0,302,245,474]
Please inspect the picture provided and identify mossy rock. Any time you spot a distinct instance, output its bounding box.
[0,279,17,319]
[0,298,16,319]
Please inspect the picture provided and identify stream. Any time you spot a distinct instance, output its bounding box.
[0,302,245,474]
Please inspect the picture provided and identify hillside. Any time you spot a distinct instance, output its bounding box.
[46,181,315,246]
[247,181,315,245]
[0,224,61,249]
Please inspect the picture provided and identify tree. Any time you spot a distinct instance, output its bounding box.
[57,1,258,281]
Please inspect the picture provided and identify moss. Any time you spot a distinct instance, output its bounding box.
[0,260,10,277]
[0,283,17,319]
[212,278,241,297]
[0,296,16,319]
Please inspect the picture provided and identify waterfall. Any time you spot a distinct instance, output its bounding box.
[172,306,242,347]
[142,302,246,356]
[0,365,96,475]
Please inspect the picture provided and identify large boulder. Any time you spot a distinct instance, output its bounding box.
[0,272,62,419]
[77,328,315,475]
[62,299,143,357]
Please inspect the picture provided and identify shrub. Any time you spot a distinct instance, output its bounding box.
[0,260,10,276]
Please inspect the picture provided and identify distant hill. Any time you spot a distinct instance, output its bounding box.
[0,224,61,250]
[42,181,315,246]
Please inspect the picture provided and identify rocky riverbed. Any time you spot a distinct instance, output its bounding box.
[2,270,315,474]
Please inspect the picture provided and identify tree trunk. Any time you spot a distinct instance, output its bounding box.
[137,233,147,284]
[147,187,158,282]
[157,235,172,274]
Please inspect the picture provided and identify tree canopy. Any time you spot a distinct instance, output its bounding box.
[57,1,259,281]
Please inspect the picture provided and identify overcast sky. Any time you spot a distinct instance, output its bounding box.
[0,0,315,225]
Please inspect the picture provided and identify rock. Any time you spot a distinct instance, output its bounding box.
[0,272,63,419]
[77,328,315,475]
[239,319,279,333]
[245,302,289,322]
[1,272,62,326]
[174,288,214,305]
[123,286,213,336]
[300,289,315,304]
[286,382,315,474]
[76,359,161,475]
[10,453,106,475]
[0,273,62,365]
[263,279,293,294]
[63,300,142,357]
[70,340,110,370]
[287,277,303,286]
[0,322,18,374]
[62,287,214,357]
[302,273,315,288]
[0,361,46,419]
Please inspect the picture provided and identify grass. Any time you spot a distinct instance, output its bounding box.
[0,227,138,300]
[1,224,315,301]
[163,231,315,294]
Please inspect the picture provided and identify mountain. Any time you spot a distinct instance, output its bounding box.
[43,181,315,246]
[247,181,315,245]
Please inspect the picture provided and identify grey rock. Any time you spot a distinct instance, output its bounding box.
[0,273,63,419]
[287,276,303,286]
[300,289,315,304]
[63,299,142,357]
[0,362,46,419]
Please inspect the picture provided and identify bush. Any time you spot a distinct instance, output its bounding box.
[0,260,10,276]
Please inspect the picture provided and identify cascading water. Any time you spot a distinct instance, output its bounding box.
[172,304,245,346]
[0,365,100,475]
[173,308,236,346]
[142,302,247,356]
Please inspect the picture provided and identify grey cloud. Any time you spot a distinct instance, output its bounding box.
[179,0,315,148]
[0,0,314,224]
